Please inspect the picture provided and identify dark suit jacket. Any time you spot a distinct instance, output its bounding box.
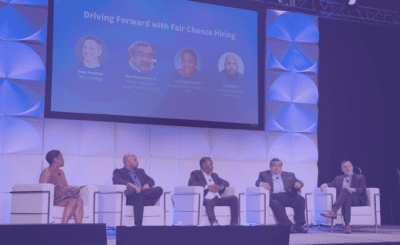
[113,167,155,188]
[255,170,304,197]
[327,174,367,205]
[188,170,229,197]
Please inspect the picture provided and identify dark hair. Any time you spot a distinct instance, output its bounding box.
[199,157,212,169]
[269,158,283,167]
[84,36,102,49]
[129,42,152,59]
[46,150,61,165]
[341,159,352,166]
[181,49,197,64]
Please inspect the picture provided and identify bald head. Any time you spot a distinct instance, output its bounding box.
[123,154,139,171]
[224,54,239,76]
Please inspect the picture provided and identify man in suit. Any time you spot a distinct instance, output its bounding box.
[113,154,163,226]
[255,158,307,233]
[188,157,239,226]
[320,160,367,234]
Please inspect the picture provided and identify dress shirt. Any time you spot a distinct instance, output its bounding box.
[125,167,142,189]
[271,172,286,194]
[202,170,221,199]
[342,173,353,188]
[258,172,286,193]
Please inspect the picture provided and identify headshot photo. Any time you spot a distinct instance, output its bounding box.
[175,48,201,78]
[218,53,244,82]
[128,42,156,73]
[75,35,107,68]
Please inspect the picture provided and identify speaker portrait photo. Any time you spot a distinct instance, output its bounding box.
[127,42,157,73]
[218,53,244,83]
[175,48,201,78]
[75,35,107,69]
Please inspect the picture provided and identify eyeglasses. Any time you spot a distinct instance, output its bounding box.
[136,52,153,59]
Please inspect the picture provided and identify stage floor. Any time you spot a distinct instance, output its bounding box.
[106,225,400,245]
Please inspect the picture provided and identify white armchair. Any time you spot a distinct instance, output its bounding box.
[11,183,98,224]
[313,187,381,232]
[173,186,244,226]
[96,185,170,227]
[246,187,313,226]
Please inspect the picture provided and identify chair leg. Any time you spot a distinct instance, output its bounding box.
[331,218,334,233]
[318,224,320,230]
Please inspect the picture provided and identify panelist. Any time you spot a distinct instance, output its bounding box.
[39,150,83,223]
[320,160,367,234]
[113,154,163,226]
[255,158,307,233]
[82,36,103,68]
[177,49,199,78]
[188,157,239,226]
[128,42,155,73]
[219,54,243,83]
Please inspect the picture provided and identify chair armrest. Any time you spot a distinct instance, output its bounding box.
[246,187,269,194]
[79,185,98,207]
[97,185,127,192]
[222,187,244,197]
[246,187,270,210]
[11,184,56,215]
[174,186,204,194]
[313,187,336,195]
[301,187,311,198]
[313,187,336,212]
[366,188,380,211]
[12,183,54,192]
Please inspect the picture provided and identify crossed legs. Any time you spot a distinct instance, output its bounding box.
[332,189,360,225]
[126,186,164,226]
[57,198,84,223]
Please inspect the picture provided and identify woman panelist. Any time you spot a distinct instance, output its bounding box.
[39,150,83,223]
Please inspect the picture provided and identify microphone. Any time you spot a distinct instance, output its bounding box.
[58,173,60,176]
[276,177,278,179]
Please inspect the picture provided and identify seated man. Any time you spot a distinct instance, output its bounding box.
[255,158,307,233]
[320,160,366,234]
[113,154,163,226]
[39,150,83,224]
[188,157,239,226]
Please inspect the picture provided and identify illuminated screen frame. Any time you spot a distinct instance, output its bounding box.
[44,0,265,130]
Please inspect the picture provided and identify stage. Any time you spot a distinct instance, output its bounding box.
[104,225,400,245]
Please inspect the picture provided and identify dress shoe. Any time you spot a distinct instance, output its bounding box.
[229,223,239,226]
[295,226,308,234]
[320,210,337,219]
[210,221,220,226]
[345,225,351,234]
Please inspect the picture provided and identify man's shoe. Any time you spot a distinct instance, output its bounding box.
[211,221,220,226]
[230,223,239,226]
[320,210,337,219]
[296,226,308,234]
[345,225,351,234]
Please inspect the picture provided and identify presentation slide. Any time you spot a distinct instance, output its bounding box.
[50,0,259,125]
